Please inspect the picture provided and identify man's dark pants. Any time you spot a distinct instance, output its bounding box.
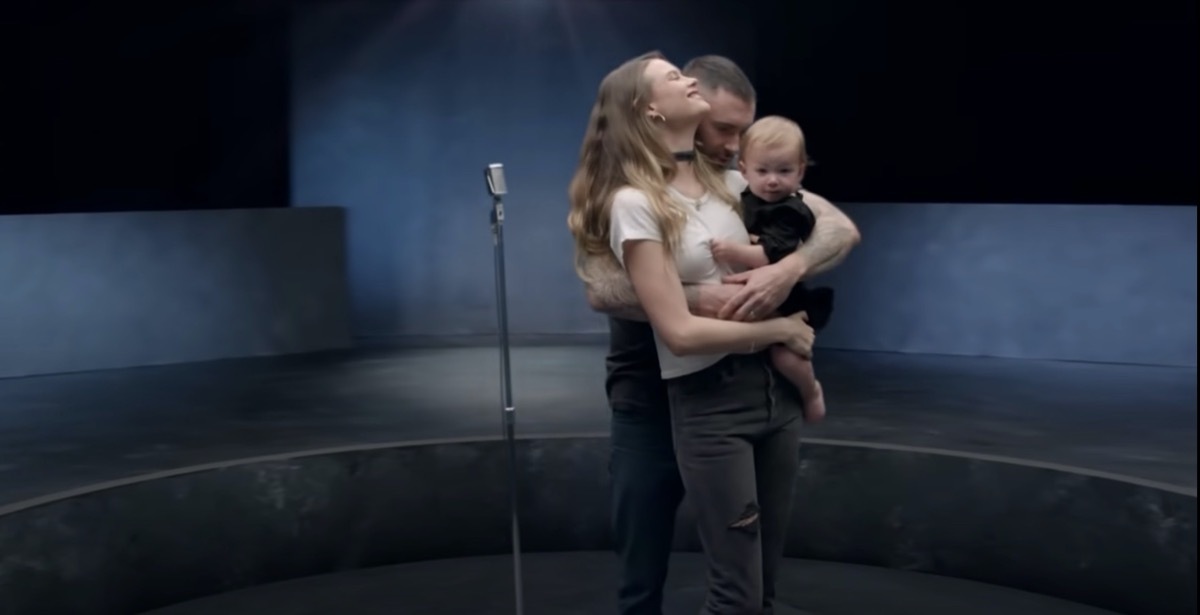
[611,400,684,615]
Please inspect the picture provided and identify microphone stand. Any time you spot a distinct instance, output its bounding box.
[490,192,525,615]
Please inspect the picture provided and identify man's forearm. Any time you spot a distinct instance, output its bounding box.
[582,256,707,320]
[583,260,645,319]
[791,222,858,278]
[783,193,861,280]
[594,297,649,321]
[588,282,708,322]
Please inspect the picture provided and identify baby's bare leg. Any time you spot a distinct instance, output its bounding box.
[769,345,826,423]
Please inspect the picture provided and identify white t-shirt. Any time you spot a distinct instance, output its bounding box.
[609,170,751,379]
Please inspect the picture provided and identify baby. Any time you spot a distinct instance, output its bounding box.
[710,115,834,423]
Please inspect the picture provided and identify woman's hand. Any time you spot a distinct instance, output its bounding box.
[782,311,815,358]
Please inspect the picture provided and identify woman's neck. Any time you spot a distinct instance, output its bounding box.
[668,157,703,199]
[661,127,696,155]
[660,124,703,194]
[672,160,698,182]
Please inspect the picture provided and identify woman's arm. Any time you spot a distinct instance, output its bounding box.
[607,187,808,356]
[622,239,803,356]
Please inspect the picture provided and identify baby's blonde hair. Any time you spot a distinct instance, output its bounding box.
[741,115,808,165]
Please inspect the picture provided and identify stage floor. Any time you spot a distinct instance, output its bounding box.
[0,344,1194,506]
[142,552,1120,615]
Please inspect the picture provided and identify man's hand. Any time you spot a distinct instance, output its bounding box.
[715,190,859,322]
[718,260,804,321]
[689,283,745,319]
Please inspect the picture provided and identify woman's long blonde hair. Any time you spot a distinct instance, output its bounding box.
[566,51,735,284]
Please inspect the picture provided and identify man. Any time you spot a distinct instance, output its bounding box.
[581,55,861,615]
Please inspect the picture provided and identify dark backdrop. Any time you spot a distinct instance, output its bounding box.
[752,0,1198,205]
[3,0,1194,214]
[0,1,290,214]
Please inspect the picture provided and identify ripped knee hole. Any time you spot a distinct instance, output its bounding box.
[728,503,760,531]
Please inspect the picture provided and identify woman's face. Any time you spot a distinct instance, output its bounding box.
[643,58,709,124]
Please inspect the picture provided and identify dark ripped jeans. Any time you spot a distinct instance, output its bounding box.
[667,352,804,615]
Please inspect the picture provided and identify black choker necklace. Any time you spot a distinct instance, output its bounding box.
[672,150,696,162]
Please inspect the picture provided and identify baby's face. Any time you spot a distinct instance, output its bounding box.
[740,145,804,203]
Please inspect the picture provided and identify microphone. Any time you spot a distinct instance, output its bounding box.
[485,163,508,197]
[483,160,524,615]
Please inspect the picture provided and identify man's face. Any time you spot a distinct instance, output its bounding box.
[695,87,755,168]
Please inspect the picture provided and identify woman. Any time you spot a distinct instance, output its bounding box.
[567,51,811,615]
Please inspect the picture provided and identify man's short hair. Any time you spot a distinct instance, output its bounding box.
[682,55,756,105]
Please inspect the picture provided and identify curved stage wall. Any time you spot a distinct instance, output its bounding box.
[0,207,351,379]
[0,435,1194,615]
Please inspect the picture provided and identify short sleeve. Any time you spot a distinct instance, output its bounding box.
[609,188,662,265]
[724,170,749,195]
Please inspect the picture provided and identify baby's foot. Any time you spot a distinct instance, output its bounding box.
[803,381,827,424]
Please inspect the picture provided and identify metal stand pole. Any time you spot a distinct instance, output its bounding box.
[491,195,525,615]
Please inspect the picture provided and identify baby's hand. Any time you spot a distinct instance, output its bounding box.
[710,238,769,269]
[710,239,737,263]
